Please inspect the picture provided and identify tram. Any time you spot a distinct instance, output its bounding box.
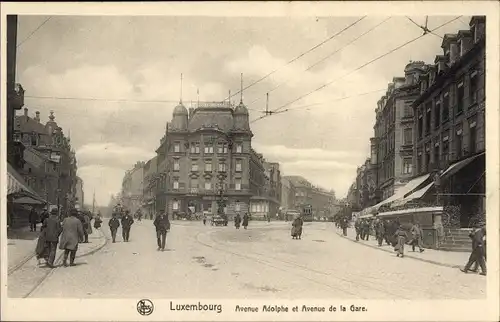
[301,204,314,222]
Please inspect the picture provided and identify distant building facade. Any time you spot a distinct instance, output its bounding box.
[121,161,145,214]
[142,156,158,219]
[372,61,427,201]
[75,177,84,209]
[280,176,296,211]
[283,175,336,219]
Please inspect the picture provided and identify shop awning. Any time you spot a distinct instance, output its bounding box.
[440,152,485,179]
[391,182,435,208]
[363,173,430,214]
[13,196,45,205]
[7,163,46,204]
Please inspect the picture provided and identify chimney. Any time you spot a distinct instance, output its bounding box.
[24,107,28,116]
[35,111,40,122]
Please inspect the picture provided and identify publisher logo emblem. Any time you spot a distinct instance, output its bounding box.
[137,299,154,316]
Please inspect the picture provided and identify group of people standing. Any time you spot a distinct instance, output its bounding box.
[35,208,103,268]
[234,213,249,230]
[353,217,425,257]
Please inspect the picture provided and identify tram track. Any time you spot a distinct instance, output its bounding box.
[194,228,414,299]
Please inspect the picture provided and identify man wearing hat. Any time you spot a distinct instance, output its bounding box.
[59,208,85,267]
[41,208,62,268]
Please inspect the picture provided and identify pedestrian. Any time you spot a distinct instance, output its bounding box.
[109,213,120,243]
[93,212,103,229]
[394,225,408,258]
[291,215,303,239]
[29,207,39,232]
[383,219,392,245]
[376,219,385,247]
[234,213,242,229]
[39,207,50,229]
[267,214,271,223]
[203,213,207,226]
[153,212,170,251]
[341,217,348,236]
[354,218,362,241]
[362,219,370,240]
[410,222,425,252]
[40,208,62,268]
[59,209,85,267]
[121,210,134,242]
[461,226,486,275]
[242,213,249,230]
[84,212,92,241]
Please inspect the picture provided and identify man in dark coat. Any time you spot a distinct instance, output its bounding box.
[41,208,62,268]
[29,207,39,232]
[375,219,385,246]
[383,219,392,245]
[109,213,120,243]
[59,209,85,267]
[354,218,362,241]
[340,217,348,236]
[394,225,408,258]
[461,227,486,275]
[234,213,242,229]
[242,213,249,230]
[153,212,170,251]
[361,219,370,240]
[121,210,134,242]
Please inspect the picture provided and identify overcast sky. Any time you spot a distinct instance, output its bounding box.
[15,15,470,206]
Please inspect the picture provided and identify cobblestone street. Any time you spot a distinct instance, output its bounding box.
[17,220,486,299]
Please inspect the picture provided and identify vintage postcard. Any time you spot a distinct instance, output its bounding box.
[1,1,499,321]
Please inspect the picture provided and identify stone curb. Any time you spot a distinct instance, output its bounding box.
[335,231,461,269]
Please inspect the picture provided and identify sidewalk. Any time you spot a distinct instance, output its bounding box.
[8,226,107,275]
[8,228,108,298]
[336,227,470,269]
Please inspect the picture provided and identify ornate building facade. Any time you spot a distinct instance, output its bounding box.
[155,97,254,219]
[121,161,145,214]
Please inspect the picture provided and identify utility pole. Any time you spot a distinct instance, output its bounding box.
[92,189,96,214]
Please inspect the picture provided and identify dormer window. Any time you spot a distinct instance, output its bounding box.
[457,40,463,56]
[471,25,477,43]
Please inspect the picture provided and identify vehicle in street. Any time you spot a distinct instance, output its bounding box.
[211,214,226,226]
[285,209,301,221]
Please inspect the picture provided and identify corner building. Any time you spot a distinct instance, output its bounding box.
[155,98,255,219]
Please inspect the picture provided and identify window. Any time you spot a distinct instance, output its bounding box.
[442,92,450,123]
[190,143,200,154]
[190,178,198,188]
[403,128,412,145]
[403,102,413,117]
[235,160,242,172]
[204,160,212,172]
[470,69,479,105]
[434,99,441,129]
[191,160,198,172]
[217,143,228,154]
[235,179,241,191]
[173,159,180,171]
[457,81,464,114]
[204,143,214,154]
[402,158,412,174]
[173,180,179,190]
[31,134,37,146]
[174,142,180,153]
[204,180,212,190]
[434,144,440,167]
[456,128,463,159]
[173,200,179,210]
[418,113,423,139]
[236,143,243,153]
[442,139,449,163]
[218,162,226,172]
[425,103,431,135]
[470,121,477,153]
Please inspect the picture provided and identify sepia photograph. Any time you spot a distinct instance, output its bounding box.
[2,2,499,321]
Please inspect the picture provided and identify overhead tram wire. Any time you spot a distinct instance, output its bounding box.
[405,16,443,40]
[259,16,463,119]
[248,17,392,108]
[224,16,367,101]
[17,16,53,48]
[25,95,182,104]
[249,88,386,124]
